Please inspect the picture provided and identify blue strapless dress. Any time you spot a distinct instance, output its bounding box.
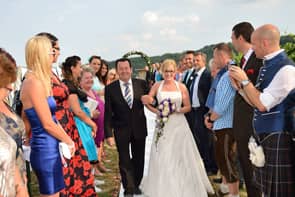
[74,99,98,161]
[24,96,65,195]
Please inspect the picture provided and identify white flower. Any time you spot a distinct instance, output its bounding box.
[163,100,169,106]
[162,117,168,122]
[162,110,169,117]
[158,104,164,110]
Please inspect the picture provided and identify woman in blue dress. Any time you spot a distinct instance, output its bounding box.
[20,36,75,197]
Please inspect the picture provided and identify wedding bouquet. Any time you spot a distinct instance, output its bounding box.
[155,98,176,148]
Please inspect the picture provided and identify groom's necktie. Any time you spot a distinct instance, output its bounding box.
[124,82,132,108]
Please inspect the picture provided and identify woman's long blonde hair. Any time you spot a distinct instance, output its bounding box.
[25,36,52,97]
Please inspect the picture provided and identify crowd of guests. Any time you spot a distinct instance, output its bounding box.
[0,32,120,197]
[143,22,295,197]
[0,21,294,197]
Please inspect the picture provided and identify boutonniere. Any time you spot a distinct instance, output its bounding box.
[246,68,254,75]
[190,76,194,80]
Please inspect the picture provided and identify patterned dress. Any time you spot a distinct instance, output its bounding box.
[0,105,26,197]
[52,75,97,197]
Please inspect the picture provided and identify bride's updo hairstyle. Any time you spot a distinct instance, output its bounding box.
[161,59,177,73]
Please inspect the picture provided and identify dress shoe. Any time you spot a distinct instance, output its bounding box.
[134,187,143,195]
[124,190,134,196]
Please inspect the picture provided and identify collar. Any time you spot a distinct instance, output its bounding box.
[119,78,132,86]
[264,49,284,60]
[244,48,254,61]
[196,67,206,75]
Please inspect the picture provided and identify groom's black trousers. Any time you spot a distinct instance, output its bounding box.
[114,130,146,191]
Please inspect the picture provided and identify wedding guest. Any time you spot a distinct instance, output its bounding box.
[208,58,220,78]
[182,50,195,86]
[88,56,103,95]
[142,59,214,197]
[230,22,263,197]
[80,66,107,173]
[0,48,29,197]
[61,56,100,178]
[229,24,295,197]
[187,52,217,175]
[20,36,75,197]
[104,58,148,196]
[205,43,239,197]
[107,68,118,85]
[37,32,97,196]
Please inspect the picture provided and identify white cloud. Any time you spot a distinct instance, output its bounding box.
[142,33,153,40]
[142,11,200,27]
[159,28,190,41]
[143,11,159,24]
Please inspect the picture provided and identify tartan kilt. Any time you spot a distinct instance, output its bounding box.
[253,132,295,197]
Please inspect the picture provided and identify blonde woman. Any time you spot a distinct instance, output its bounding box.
[20,36,74,197]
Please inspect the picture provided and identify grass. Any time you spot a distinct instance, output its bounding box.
[29,144,248,197]
[29,144,120,197]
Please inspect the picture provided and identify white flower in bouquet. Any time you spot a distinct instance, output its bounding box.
[162,117,168,123]
[162,108,169,116]
[163,100,169,106]
[158,104,164,110]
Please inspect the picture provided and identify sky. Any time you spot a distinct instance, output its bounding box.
[1,0,295,68]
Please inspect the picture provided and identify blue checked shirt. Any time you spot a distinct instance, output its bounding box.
[205,68,227,109]
[212,71,236,130]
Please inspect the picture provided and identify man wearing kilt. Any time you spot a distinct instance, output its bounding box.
[229,24,295,197]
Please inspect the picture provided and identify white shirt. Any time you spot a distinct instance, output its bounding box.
[119,79,133,104]
[242,48,254,70]
[259,49,295,111]
[191,67,206,108]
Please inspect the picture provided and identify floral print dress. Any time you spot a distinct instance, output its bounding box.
[52,74,97,197]
[0,105,26,197]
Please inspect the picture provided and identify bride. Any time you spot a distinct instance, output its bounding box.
[141,59,214,197]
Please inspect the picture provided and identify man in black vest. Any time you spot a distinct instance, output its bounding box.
[230,24,295,197]
[230,22,263,197]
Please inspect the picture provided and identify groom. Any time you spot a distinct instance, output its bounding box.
[104,58,149,196]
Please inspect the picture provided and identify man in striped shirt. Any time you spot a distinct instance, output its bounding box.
[205,43,240,197]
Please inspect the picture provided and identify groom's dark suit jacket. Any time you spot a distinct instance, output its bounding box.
[104,78,148,139]
[104,78,148,190]
[232,51,263,197]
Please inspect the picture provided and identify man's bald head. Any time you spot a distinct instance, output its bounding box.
[251,24,281,58]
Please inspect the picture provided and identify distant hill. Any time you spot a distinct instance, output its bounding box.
[108,34,295,73]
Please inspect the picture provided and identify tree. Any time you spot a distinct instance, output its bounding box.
[282,34,295,62]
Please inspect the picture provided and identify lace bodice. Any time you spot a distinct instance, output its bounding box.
[156,81,182,109]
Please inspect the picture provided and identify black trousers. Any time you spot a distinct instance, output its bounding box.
[186,107,217,173]
[114,134,146,192]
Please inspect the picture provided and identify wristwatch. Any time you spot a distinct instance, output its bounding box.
[241,79,250,89]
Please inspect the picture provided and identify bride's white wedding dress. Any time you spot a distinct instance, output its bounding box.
[142,81,214,197]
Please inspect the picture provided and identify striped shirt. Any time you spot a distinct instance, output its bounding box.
[205,68,227,109]
[212,71,236,130]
